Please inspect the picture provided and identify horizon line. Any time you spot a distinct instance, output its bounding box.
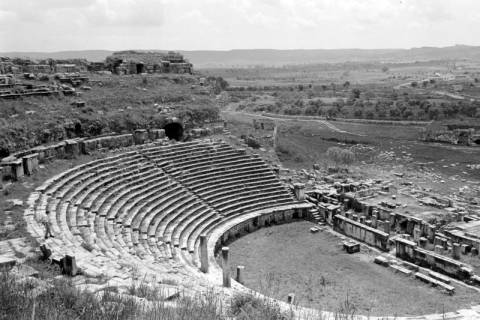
[1,44,478,53]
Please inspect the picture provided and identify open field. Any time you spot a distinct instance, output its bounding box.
[223,110,480,186]
[213,60,480,127]
[228,220,480,316]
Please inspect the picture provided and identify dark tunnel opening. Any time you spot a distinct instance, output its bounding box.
[164,123,184,141]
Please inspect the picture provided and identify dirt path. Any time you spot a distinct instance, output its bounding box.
[222,110,365,136]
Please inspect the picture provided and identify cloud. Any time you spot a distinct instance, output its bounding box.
[1,0,480,51]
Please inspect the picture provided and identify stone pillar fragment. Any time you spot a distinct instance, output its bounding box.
[32,146,47,163]
[62,255,78,276]
[371,214,377,228]
[236,265,245,284]
[222,247,231,288]
[22,153,39,175]
[200,234,209,273]
[452,243,460,260]
[293,183,305,201]
[65,140,80,158]
[419,237,427,248]
[413,226,421,242]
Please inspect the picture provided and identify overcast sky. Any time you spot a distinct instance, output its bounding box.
[1,0,480,52]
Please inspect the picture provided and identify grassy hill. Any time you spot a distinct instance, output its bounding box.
[0,74,219,156]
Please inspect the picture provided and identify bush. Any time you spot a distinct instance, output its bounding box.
[326,147,355,168]
[230,293,291,320]
[245,136,261,149]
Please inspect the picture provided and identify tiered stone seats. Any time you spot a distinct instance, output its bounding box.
[25,139,303,284]
[142,140,297,218]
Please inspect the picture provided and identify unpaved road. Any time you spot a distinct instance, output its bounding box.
[222,110,365,136]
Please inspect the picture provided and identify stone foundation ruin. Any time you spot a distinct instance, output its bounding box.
[106,51,193,75]
[421,122,480,146]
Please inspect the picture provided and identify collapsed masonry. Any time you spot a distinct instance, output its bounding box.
[106,51,192,75]
[421,122,480,146]
[305,178,480,286]
[1,51,193,76]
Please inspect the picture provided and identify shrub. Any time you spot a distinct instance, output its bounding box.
[245,136,261,149]
[230,293,291,320]
[326,147,355,168]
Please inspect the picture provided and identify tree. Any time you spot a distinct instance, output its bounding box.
[326,147,355,168]
[381,66,389,73]
[411,81,418,88]
[343,81,350,88]
[331,82,336,95]
[351,88,361,99]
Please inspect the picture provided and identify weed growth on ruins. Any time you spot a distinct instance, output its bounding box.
[0,271,226,320]
[230,292,291,320]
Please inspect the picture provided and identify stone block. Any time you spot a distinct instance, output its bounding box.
[374,256,389,266]
[65,140,80,158]
[343,241,360,254]
[32,146,47,163]
[472,247,479,256]
[419,237,428,248]
[293,183,305,201]
[1,159,24,181]
[310,227,320,233]
[213,125,224,134]
[134,129,148,145]
[22,153,39,175]
[452,243,460,260]
[54,142,66,159]
[40,244,52,260]
[0,256,17,270]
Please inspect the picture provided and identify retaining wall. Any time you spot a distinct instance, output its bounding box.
[333,215,390,251]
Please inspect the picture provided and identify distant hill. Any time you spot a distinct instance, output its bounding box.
[1,50,112,62]
[3,45,480,68]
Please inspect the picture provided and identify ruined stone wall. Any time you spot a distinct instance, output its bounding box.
[213,207,308,253]
[421,128,479,146]
[396,238,472,280]
[333,215,390,251]
[1,126,222,181]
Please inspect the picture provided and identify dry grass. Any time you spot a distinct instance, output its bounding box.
[0,271,225,320]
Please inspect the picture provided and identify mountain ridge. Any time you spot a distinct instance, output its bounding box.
[2,45,480,68]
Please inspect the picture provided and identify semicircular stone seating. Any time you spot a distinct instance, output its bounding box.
[24,138,480,320]
[24,139,306,286]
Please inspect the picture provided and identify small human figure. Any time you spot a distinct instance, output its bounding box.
[38,212,54,239]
